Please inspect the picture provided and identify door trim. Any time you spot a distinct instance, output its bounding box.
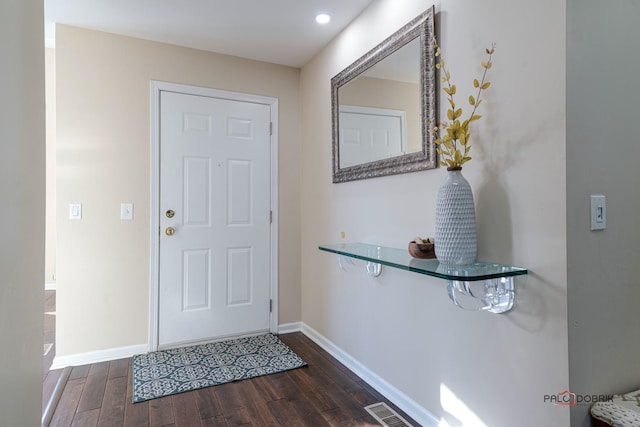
[148,81,279,351]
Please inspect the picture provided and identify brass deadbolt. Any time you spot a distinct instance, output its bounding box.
[166,209,175,218]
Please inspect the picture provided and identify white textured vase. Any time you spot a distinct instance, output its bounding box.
[435,167,477,265]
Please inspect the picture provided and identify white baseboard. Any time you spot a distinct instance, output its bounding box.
[45,283,56,291]
[299,323,440,427]
[277,321,303,334]
[51,344,148,370]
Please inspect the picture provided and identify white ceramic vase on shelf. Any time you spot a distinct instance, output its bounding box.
[435,167,477,265]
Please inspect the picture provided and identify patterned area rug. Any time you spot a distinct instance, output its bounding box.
[132,333,307,403]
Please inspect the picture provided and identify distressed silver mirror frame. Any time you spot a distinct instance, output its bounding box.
[331,7,436,183]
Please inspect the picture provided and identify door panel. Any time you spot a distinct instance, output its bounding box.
[338,105,406,167]
[183,157,212,226]
[227,247,252,306]
[182,249,211,311]
[159,91,271,348]
[227,160,253,225]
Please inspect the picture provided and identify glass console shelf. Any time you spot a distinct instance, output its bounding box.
[319,243,528,314]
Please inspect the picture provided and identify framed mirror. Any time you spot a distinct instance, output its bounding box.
[331,7,436,183]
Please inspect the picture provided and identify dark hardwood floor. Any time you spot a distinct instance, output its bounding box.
[46,332,417,427]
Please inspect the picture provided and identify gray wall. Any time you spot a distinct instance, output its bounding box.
[567,1,640,425]
[0,1,46,426]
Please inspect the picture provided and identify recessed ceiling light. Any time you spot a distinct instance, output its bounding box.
[315,13,331,24]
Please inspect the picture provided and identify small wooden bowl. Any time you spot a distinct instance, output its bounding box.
[408,241,436,259]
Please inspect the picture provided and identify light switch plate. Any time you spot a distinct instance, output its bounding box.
[590,195,606,230]
[121,203,134,220]
[69,203,82,220]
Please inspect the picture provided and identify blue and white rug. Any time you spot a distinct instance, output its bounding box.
[132,333,307,403]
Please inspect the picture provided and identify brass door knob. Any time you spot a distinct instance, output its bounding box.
[165,227,175,236]
[166,209,175,218]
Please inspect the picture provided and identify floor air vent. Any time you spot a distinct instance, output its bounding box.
[365,402,414,427]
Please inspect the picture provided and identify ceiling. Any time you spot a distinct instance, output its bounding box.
[44,0,375,68]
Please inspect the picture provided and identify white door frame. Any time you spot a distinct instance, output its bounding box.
[148,80,279,351]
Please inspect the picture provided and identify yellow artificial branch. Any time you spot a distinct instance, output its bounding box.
[429,41,496,168]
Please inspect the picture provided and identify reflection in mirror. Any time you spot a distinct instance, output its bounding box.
[338,38,422,168]
[331,7,436,183]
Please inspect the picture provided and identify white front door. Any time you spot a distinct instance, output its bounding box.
[338,105,407,168]
[158,90,272,348]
